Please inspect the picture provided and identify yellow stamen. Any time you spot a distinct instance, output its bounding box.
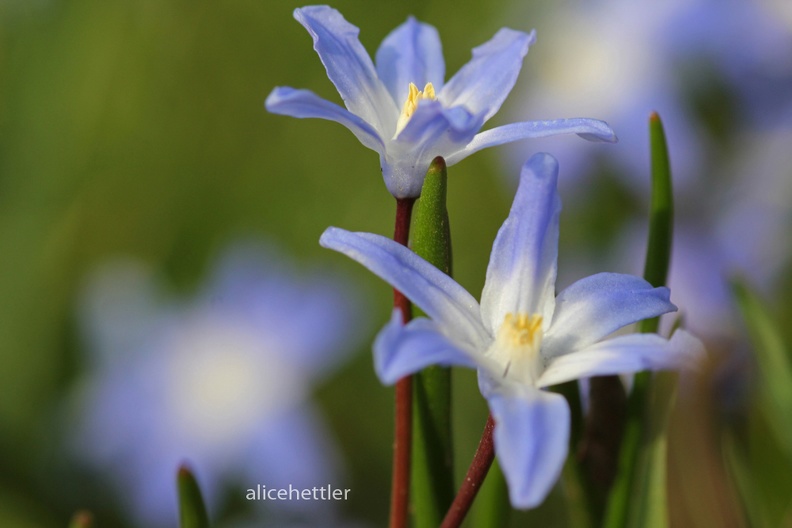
[394,82,437,137]
[489,312,544,383]
[501,313,543,350]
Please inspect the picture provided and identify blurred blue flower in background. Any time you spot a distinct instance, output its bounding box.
[321,153,703,508]
[67,242,366,527]
[266,5,616,199]
[508,0,792,191]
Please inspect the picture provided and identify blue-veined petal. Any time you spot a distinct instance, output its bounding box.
[445,118,617,166]
[294,6,398,134]
[480,153,560,334]
[488,387,570,509]
[384,100,485,197]
[374,312,481,384]
[438,28,535,123]
[375,16,445,105]
[542,273,677,359]
[265,87,385,154]
[537,330,705,388]
[319,228,489,348]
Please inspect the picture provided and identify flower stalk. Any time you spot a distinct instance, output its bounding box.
[391,196,416,528]
[440,415,496,528]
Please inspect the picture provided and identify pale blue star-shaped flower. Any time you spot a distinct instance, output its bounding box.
[266,5,617,198]
[320,152,703,508]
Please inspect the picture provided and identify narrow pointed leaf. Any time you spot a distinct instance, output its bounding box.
[605,112,677,528]
[177,464,210,528]
[409,156,455,527]
[640,111,674,334]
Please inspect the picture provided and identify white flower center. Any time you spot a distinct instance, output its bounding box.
[167,317,302,450]
[488,312,544,384]
[394,82,436,138]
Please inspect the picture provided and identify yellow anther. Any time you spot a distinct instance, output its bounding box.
[502,313,543,349]
[394,82,437,137]
[489,312,544,383]
[422,82,435,99]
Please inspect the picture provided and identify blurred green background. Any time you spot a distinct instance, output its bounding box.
[1,0,791,527]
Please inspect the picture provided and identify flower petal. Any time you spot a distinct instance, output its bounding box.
[488,387,570,509]
[385,100,485,198]
[375,17,445,105]
[294,6,398,134]
[319,227,489,348]
[445,118,618,166]
[374,311,481,384]
[542,273,677,359]
[438,28,535,123]
[265,87,385,154]
[480,153,560,334]
[537,330,705,388]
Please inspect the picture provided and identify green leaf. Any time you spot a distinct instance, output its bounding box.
[732,279,792,459]
[177,464,210,528]
[410,156,452,277]
[410,157,455,527]
[724,423,792,528]
[68,510,94,528]
[639,112,674,334]
[604,112,676,528]
[728,280,792,524]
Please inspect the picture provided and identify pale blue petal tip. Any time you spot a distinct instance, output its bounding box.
[524,152,560,179]
[489,389,570,508]
[577,121,618,143]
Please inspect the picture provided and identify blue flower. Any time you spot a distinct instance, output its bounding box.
[320,153,703,508]
[266,6,616,198]
[69,243,365,527]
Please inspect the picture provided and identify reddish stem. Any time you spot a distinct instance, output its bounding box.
[440,414,496,528]
[389,197,416,528]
